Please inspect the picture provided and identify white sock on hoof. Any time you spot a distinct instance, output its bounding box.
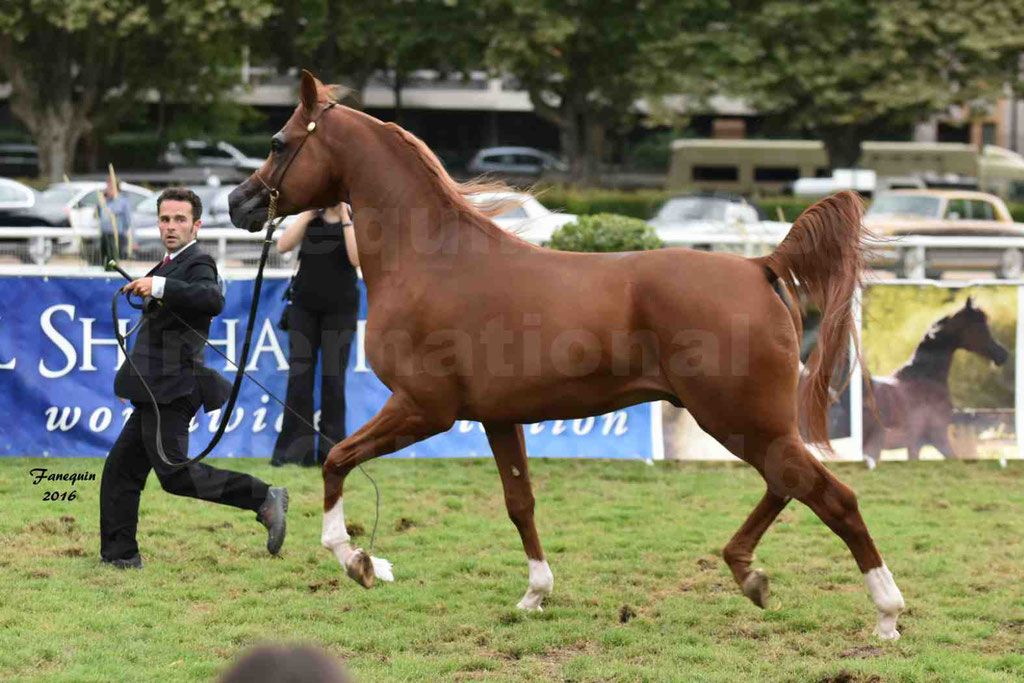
[322,500,395,581]
[516,559,554,611]
[863,564,905,640]
[372,556,394,582]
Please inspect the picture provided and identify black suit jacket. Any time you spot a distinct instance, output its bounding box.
[114,244,232,411]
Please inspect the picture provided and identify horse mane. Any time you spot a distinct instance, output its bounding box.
[318,87,531,240]
[378,121,527,238]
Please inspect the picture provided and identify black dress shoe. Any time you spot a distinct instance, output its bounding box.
[101,553,144,569]
[256,486,289,555]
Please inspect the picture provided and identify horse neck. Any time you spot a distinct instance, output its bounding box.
[341,122,521,286]
[896,329,958,383]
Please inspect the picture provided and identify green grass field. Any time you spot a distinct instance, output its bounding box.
[2,457,1022,682]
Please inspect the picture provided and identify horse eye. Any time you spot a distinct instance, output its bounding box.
[271,137,284,153]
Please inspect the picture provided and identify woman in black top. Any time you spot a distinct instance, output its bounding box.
[271,202,359,466]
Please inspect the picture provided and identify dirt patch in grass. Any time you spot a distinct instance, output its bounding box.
[394,517,416,532]
[839,646,885,659]
[817,672,883,683]
[56,546,85,557]
[308,579,340,593]
[346,522,365,537]
[619,605,637,623]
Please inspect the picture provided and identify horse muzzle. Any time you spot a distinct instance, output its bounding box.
[228,181,270,233]
[990,344,1010,367]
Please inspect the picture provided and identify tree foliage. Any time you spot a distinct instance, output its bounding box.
[483,0,727,184]
[0,0,273,180]
[260,0,488,127]
[719,1,1024,168]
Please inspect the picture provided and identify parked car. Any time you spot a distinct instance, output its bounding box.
[0,143,40,176]
[0,177,39,261]
[865,189,1024,278]
[648,193,789,249]
[132,184,235,229]
[466,191,577,243]
[160,140,264,173]
[467,147,568,176]
[2,181,153,228]
[0,177,36,212]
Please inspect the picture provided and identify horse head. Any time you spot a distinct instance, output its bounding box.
[229,70,348,233]
[939,297,1009,366]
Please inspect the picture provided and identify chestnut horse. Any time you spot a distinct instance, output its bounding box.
[864,297,1009,469]
[229,71,905,639]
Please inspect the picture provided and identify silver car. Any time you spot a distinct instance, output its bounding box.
[467,147,567,176]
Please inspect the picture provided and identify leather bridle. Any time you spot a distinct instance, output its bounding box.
[252,101,337,229]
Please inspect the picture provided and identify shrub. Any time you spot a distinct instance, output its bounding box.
[536,186,672,220]
[548,213,664,252]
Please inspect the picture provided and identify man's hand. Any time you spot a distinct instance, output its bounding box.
[124,277,154,297]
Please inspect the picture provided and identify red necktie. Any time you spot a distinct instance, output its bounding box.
[160,255,170,268]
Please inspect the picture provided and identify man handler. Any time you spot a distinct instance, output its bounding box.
[100,187,287,569]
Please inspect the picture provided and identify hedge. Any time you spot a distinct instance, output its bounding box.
[534,186,1024,224]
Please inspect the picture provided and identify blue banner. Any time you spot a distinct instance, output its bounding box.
[0,275,658,459]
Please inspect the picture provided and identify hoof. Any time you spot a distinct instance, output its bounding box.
[371,555,394,582]
[874,612,901,640]
[516,594,545,611]
[516,559,554,611]
[345,548,375,589]
[741,568,770,608]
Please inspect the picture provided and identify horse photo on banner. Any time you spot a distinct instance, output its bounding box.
[855,283,1018,468]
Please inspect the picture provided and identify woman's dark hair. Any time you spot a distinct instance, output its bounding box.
[156,187,203,222]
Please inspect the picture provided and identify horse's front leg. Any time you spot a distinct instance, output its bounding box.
[484,422,553,611]
[927,425,958,460]
[322,393,448,588]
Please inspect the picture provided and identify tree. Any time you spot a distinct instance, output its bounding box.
[0,0,273,181]
[483,0,724,184]
[719,1,1024,168]
[260,0,488,127]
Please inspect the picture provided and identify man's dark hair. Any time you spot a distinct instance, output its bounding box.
[157,187,203,222]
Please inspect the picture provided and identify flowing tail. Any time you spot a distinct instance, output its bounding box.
[757,191,869,450]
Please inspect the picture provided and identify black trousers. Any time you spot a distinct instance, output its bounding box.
[272,306,357,466]
[99,393,270,561]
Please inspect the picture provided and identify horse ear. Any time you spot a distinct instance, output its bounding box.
[300,69,319,113]
[965,296,974,309]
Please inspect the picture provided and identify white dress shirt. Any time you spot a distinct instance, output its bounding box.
[151,240,197,299]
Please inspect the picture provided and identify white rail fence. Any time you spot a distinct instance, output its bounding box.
[0,225,292,271]
[4,222,1024,281]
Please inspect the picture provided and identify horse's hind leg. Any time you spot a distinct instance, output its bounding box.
[321,393,449,588]
[483,422,553,611]
[755,433,905,639]
[723,490,790,608]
